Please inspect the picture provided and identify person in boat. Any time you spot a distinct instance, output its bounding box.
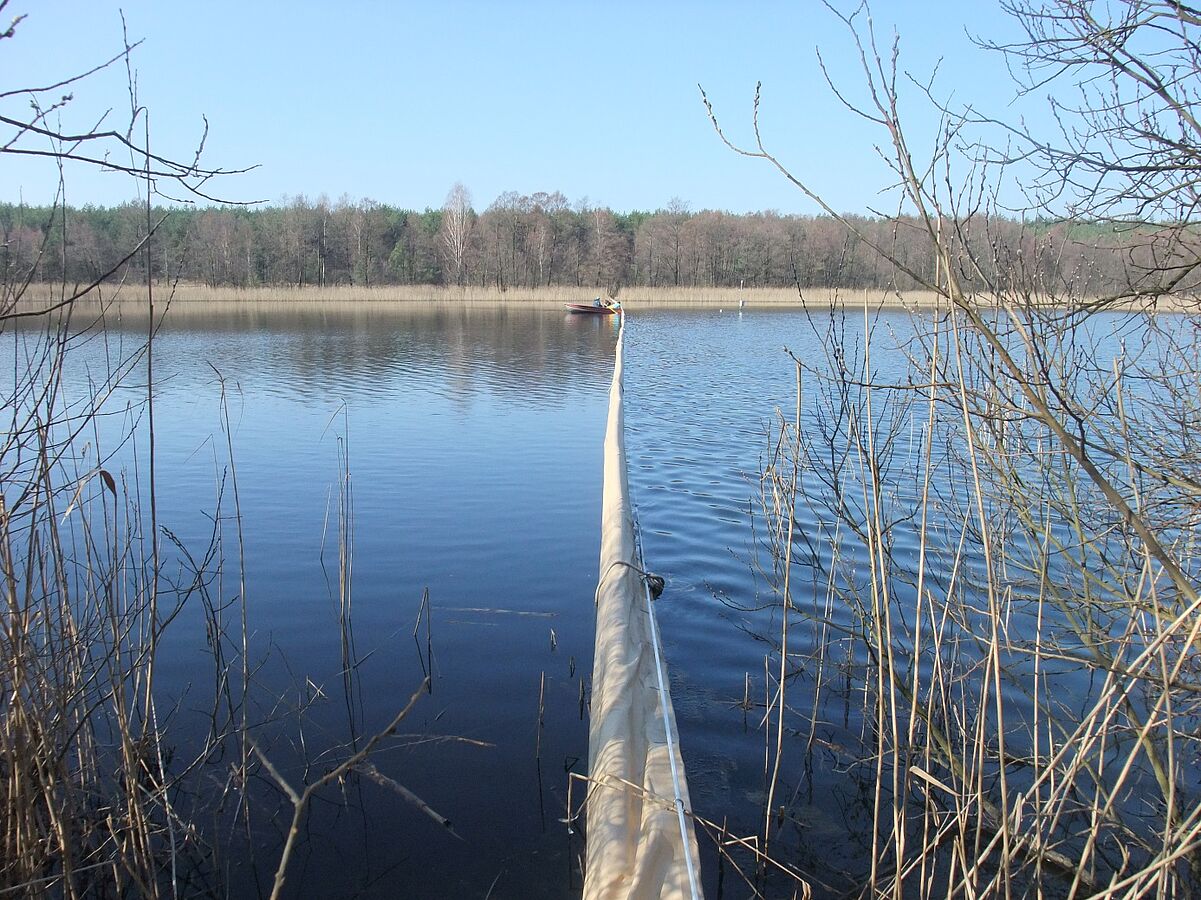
[593,296,603,308]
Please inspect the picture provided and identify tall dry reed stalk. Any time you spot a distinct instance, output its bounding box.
[0,299,213,896]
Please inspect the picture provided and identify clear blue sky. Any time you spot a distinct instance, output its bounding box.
[1,1,1030,214]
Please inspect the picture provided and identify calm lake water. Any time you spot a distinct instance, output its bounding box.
[8,301,1163,897]
[142,303,620,897]
[112,301,820,898]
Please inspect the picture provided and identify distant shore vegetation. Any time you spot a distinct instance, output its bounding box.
[0,192,1171,298]
[19,283,1193,314]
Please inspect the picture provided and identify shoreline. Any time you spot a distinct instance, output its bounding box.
[10,283,1193,312]
[17,283,929,309]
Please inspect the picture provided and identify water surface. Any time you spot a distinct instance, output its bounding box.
[13,300,1164,897]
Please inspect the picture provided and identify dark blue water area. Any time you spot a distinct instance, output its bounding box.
[4,303,623,898]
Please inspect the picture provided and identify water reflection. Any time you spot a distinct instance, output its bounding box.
[5,302,617,899]
[132,302,623,406]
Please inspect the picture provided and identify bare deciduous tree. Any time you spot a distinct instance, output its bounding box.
[975,0,1201,300]
[0,10,445,899]
[701,1,1201,895]
[440,181,472,287]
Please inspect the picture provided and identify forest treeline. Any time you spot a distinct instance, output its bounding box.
[0,191,1146,295]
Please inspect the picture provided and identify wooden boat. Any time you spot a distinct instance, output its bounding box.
[565,301,621,315]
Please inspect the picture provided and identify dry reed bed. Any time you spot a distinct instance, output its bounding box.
[18,283,1196,313]
[0,306,432,898]
[748,302,1201,897]
[15,283,929,308]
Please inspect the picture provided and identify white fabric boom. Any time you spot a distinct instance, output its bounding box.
[584,319,703,900]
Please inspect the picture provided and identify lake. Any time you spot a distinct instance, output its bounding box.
[7,299,1182,898]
